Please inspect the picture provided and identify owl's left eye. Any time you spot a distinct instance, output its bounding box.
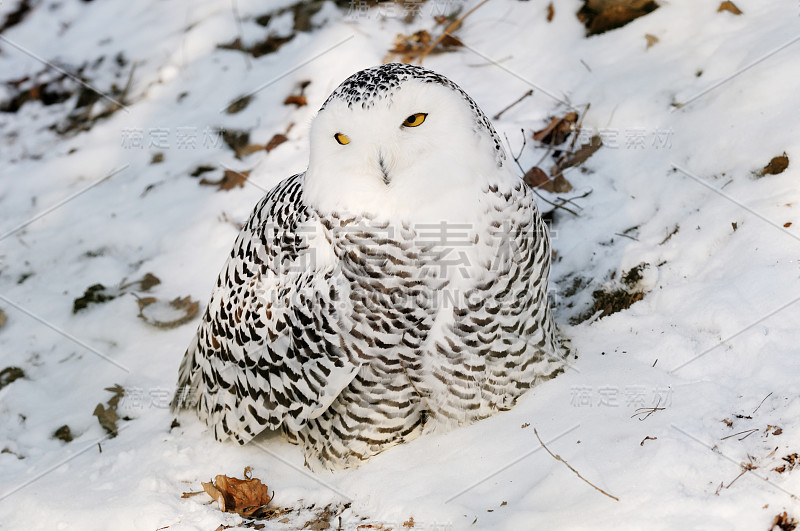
[402,113,427,127]
[334,133,350,145]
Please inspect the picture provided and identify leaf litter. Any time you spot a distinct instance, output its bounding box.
[93,384,125,437]
[189,467,284,519]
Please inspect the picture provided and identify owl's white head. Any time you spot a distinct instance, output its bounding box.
[304,64,517,222]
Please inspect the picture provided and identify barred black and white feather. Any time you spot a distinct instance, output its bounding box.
[173,64,566,470]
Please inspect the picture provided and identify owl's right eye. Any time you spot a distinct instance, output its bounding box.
[334,133,350,145]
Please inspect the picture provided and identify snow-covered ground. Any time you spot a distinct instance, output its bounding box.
[1,0,799,529]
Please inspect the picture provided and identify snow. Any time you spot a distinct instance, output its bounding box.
[1,0,799,529]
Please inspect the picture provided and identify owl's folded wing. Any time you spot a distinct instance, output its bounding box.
[172,173,359,444]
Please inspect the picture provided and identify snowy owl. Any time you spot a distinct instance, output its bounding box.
[172,63,565,470]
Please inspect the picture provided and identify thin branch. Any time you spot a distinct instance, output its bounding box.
[726,462,757,489]
[493,89,534,120]
[564,103,591,158]
[504,130,579,216]
[614,232,639,241]
[533,428,619,502]
[721,429,758,441]
[417,0,490,65]
[752,392,772,415]
[631,398,665,421]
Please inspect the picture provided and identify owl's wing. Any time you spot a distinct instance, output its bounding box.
[420,181,565,420]
[172,173,360,444]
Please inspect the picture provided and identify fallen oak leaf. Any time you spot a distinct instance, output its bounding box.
[201,471,273,517]
[645,33,658,48]
[202,479,228,512]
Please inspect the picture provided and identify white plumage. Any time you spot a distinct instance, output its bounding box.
[173,63,566,470]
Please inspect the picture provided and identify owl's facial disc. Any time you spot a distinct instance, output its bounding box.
[331,111,429,185]
[304,64,511,218]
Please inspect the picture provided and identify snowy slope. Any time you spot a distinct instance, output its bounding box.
[1,0,799,529]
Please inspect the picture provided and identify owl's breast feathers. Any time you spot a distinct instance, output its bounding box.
[173,172,564,467]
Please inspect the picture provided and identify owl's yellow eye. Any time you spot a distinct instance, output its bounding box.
[402,113,427,127]
[334,132,350,145]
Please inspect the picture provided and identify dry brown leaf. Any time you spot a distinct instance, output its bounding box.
[543,168,574,193]
[577,1,659,36]
[93,403,120,437]
[717,1,742,15]
[645,33,658,48]
[771,512,798,531]
[533,112,578,146]
[403,517,415,528]
[283,94,307,107]
[226,94,252,114]
[761,153,789,176]
[0,367,24,391]
[202,471,273,517]
[523,167,550,189]
[200,169,251,191]
[266,133,288,153]
[54,425,73,442]
[563,135,603,169]
[385,30,431,63]
[137,295,199,329]
[0,308,6,328]
[138,273,161,291]
[546,2,554,22]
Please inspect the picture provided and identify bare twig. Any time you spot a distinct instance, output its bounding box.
[640,436,657,446]
[659,225,679,245]
[533,428,619,501]
[726,461,757,488]
[614,232,639,241]
[563,103,591,158]
[752,392,772,415]
[504,130,580,216]
[493,89,534,120]
[417,0,490,65]
[631,398,665,421]
[721,429,758,441]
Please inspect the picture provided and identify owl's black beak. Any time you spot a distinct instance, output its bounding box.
[377,151,391,186]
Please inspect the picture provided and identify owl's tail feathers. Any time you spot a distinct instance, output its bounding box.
[171,337,202,412]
